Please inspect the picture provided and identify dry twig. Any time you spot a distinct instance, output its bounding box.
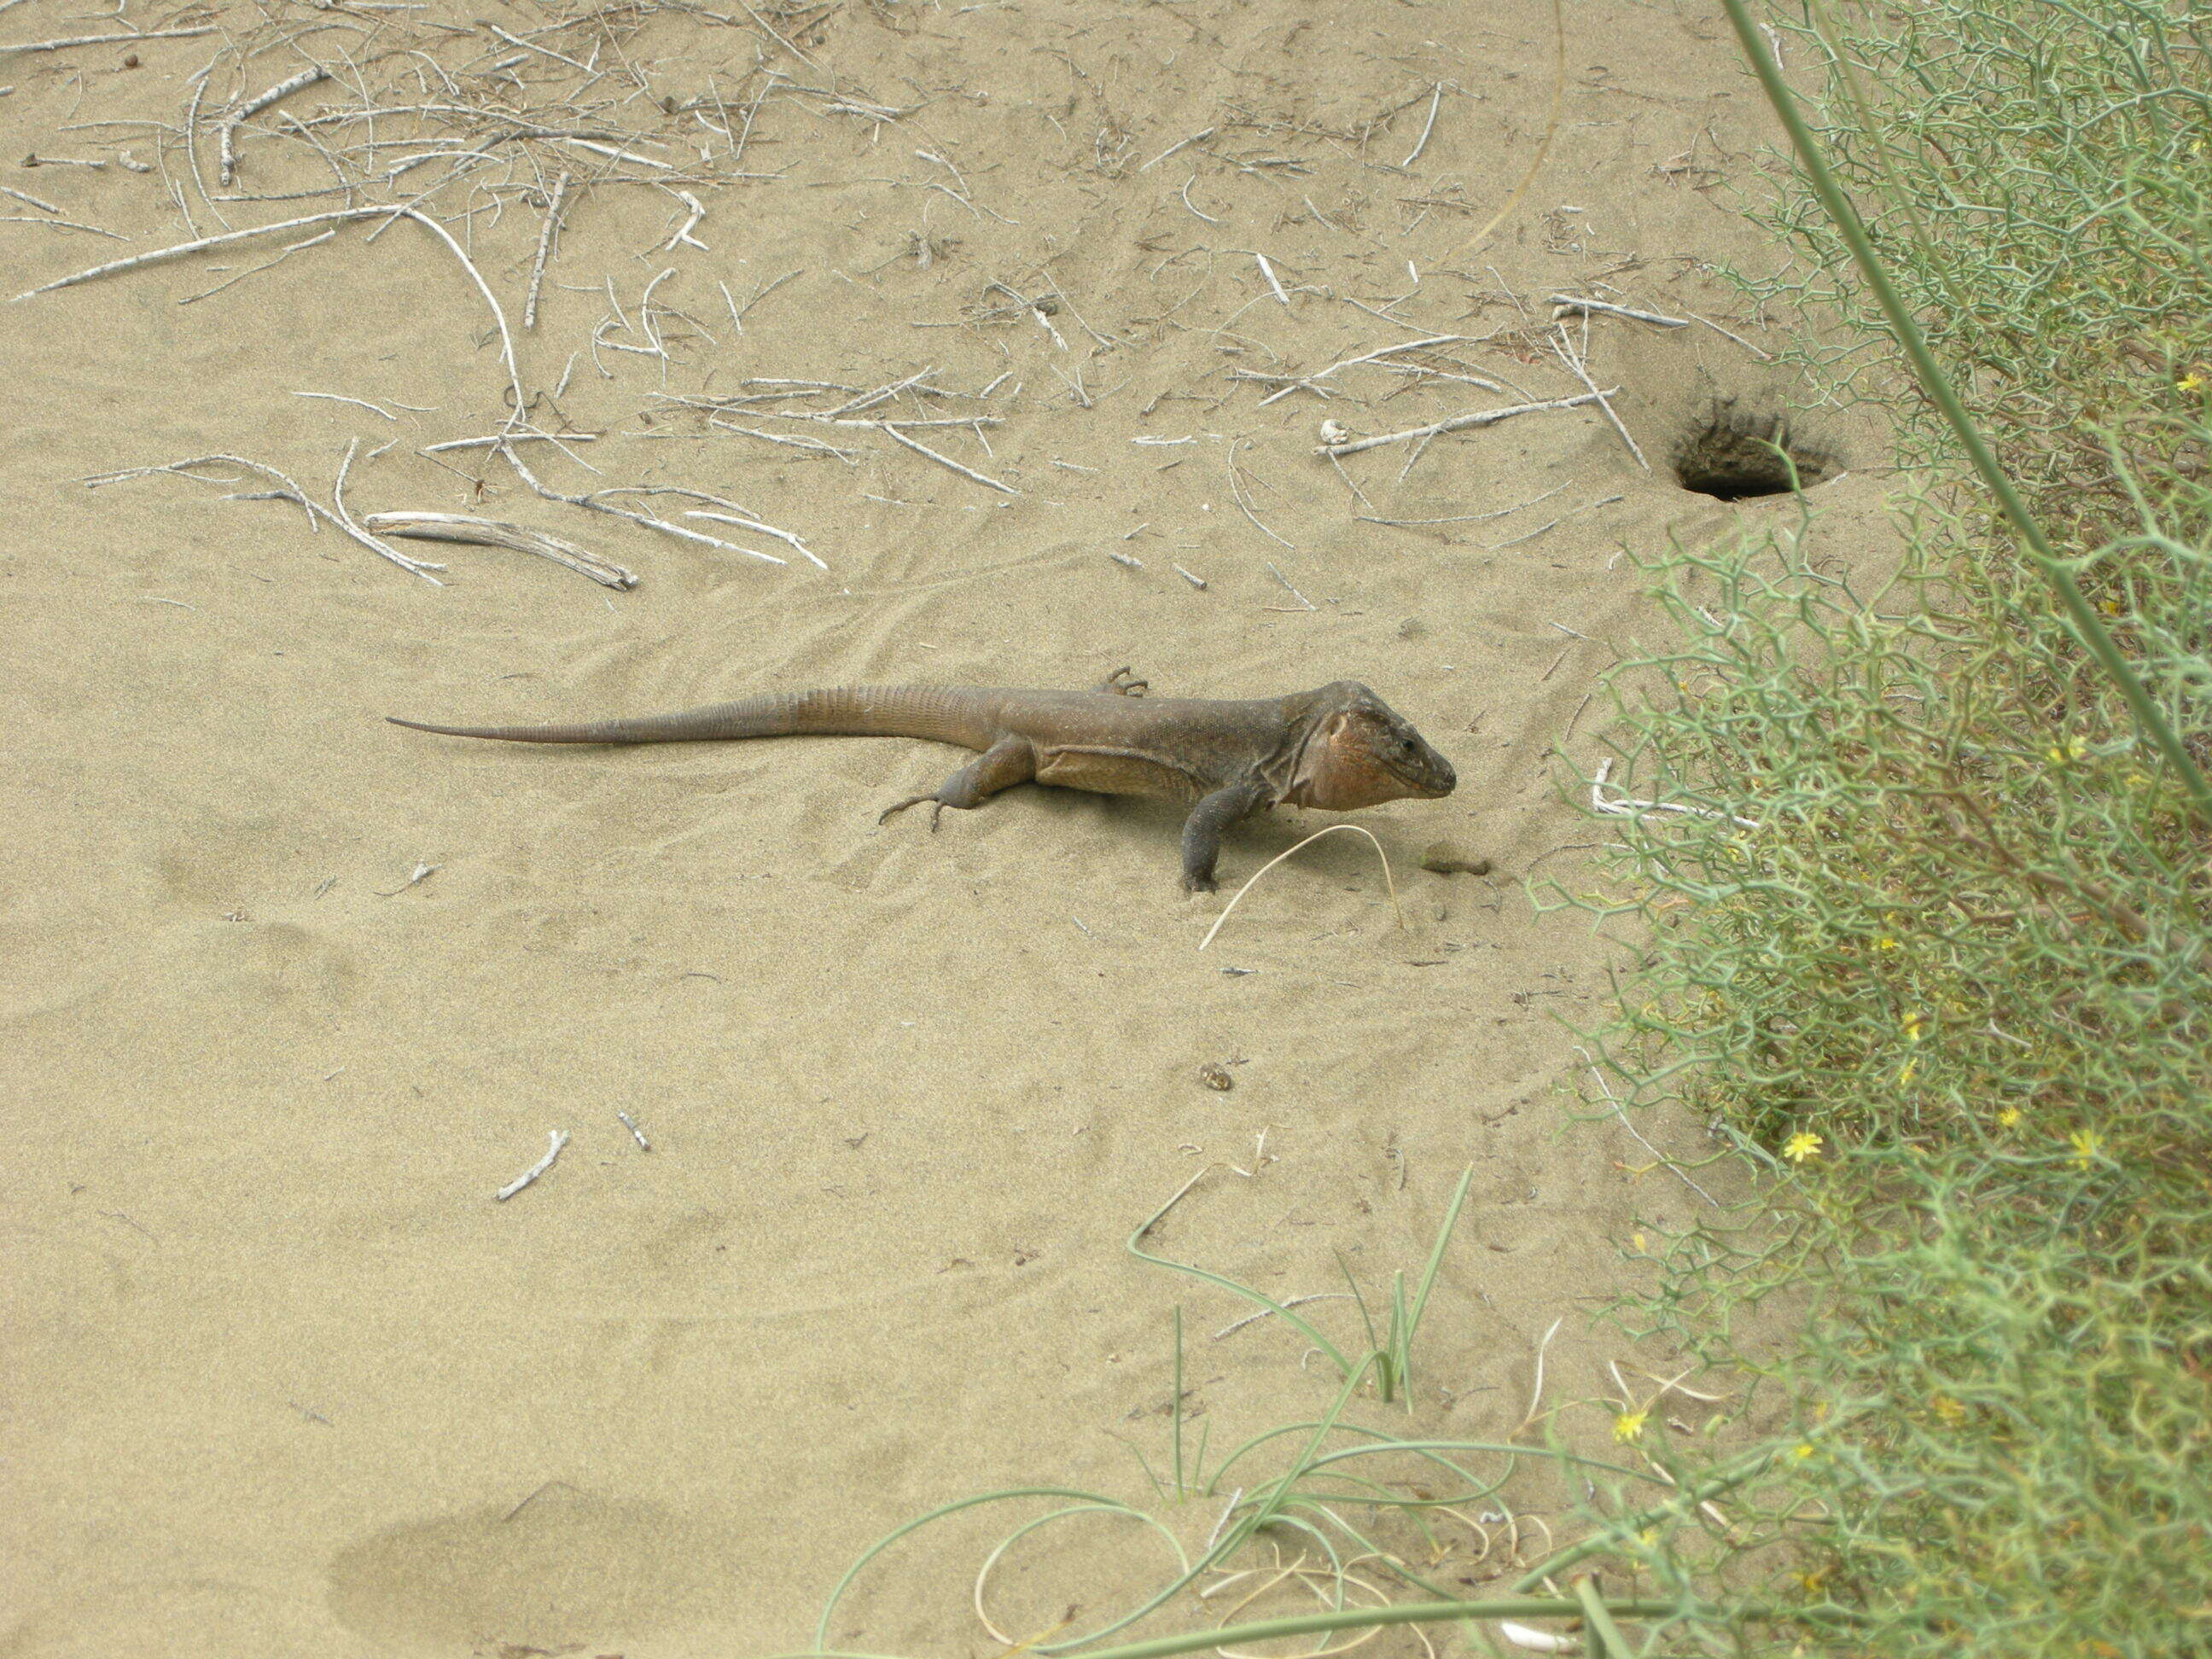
[1550,326,1648,469]
[220,66,329,186]
[1548,294,1687,328]
[363,511,638,588]
[881,423,1017,495]
[0,26,215,53]
[1317,391,1610,457]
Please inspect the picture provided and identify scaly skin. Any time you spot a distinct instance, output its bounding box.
[389,668,1457,890]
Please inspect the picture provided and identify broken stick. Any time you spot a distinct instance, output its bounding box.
[363,511,638,589]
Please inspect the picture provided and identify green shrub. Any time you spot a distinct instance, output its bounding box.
[1557,2,2212,1652]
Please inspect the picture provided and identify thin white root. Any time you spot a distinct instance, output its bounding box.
[1199,825,1405,951]
[496,1130,568,1202]
[1592,756,1761,830]
[363,511,637,589]
[1317,391,1610,457]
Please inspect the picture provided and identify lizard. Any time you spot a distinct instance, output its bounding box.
[387,667,1457,891]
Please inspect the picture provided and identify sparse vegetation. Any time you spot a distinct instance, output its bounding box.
[810,2,2210,1650]
[1557,0,2212,1651]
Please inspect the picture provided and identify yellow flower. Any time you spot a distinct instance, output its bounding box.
[1790,1441,1816,1461]
[1613,1409,1649,1443]
[1632,1231,1648,1253]
[2181,372,2205,393]
[1901,1010,1924,1041]
[2046,737,2087,764]
[1876,934,1899,951]
[1783,1131,1824,1163]
[1932,1395,1967,1425]
[1997,1106,2022,1128]
[2069,1128,2100,1168]
[1899,1057,1918,1086]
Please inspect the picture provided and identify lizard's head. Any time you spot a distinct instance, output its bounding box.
[1289,683,1457,811]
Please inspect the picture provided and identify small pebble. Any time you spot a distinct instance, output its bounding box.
[1197,1062,1234,1091]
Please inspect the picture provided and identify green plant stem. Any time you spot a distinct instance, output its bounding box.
[811,1488,1186,1651]
[1510,1448,1775,1592]
[1575,1575,1633,1656]
[1715,0,2212,824]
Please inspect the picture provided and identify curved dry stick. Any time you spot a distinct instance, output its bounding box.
[13,205,387,300]
[1198,824,1406,952]
[15,204,523,412]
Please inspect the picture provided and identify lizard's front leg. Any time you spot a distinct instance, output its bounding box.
[879,734,1036,830]
[1100,666,1150,697]
[1178,778,1272,892]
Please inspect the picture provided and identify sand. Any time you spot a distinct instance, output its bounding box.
[1,1,1889,1652]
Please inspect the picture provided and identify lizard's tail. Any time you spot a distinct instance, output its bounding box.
[387,686,1003,751]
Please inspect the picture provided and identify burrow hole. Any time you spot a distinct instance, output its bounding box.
[1674,402,1829,501]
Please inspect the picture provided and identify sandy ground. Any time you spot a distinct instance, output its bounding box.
[2,1,1888,1652]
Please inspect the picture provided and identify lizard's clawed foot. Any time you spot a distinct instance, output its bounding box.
[1102,666,1150,697]
[878,794,946,830]
[1181,872,1220,894]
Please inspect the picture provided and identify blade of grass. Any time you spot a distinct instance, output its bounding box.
[1128,1171,1356,1379]
[1396,1165,1476,1403]
[1172,1305,1185,1499]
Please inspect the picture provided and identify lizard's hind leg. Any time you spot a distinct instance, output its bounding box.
[877,734,1037,830]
